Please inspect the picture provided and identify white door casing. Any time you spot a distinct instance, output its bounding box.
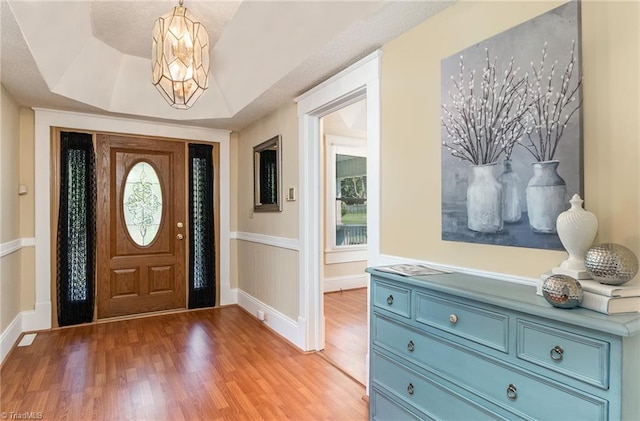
[295,49,381,388]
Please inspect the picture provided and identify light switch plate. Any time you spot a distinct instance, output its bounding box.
[287,187,296,201]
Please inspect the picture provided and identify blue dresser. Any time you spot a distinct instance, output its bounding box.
[367,269,640,420]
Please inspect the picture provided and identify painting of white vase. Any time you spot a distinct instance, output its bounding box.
[440,1,583,250]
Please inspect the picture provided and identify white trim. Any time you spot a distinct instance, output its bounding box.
[0,239,22,257]
[324,274,369,293]
[21,301,52,332]
[21,237,36,247]
[377,254,538,287]
[295,51,381,355]
[231,231,300,251]
[0,238,36,257]
[295,51,382,104]
[324,136,367,256]
[324,248,367,264]
[33,108,234,328]
[236,289,301,348]
[0,313,22,364]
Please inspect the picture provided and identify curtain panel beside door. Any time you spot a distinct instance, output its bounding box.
[188,144,216,308]
[57,132,97,326]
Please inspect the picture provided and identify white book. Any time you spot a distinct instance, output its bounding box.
[580,291,640,314]
[578,280,640,298]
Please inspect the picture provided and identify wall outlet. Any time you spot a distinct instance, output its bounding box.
[257,310,265,321]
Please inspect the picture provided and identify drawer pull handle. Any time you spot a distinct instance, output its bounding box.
[387,295,394,305]
[449,314,458,324]
[407,340,415,352]
[550,345,564,361]
[407,383,414,395]
[506,384,517,400]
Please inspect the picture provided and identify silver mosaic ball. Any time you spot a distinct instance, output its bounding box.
[542,274,583,309]
[585,243,639,286]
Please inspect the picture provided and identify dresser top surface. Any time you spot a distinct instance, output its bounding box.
[367,268,640,337]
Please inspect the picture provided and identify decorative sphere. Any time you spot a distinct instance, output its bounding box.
[542,274,583,309]
[584,243,639,285]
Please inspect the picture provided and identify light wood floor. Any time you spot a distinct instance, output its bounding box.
[1,306,368,421]
[322,288,368,385]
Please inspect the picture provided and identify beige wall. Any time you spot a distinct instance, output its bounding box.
[1,85,22,331]
[380,1,639,279]
[236,101,299,237]
[19,108,35,311]
[235,101,299,316]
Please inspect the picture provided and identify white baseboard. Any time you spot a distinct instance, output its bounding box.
[21,301,52,332]
[236,290,302,349]
[324,274,369,293]
[0,313,22,365]
[220,287,238,306]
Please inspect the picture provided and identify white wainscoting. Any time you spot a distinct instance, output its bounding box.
[232,231,303,348]
[0,237,36,364]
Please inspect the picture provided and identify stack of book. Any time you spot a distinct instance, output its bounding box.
[537,275,640,314]
[578,280,640,314]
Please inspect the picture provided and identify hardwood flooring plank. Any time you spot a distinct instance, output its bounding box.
[1,306,367,420]
[322,288,368,385]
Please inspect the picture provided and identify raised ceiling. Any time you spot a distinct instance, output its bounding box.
[1,0,452,131]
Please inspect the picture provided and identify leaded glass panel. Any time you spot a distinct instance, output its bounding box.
[123,162,163,246]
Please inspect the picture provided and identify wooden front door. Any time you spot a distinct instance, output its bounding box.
[96,134,186,319]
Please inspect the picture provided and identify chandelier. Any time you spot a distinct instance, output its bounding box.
[151,0,209,109]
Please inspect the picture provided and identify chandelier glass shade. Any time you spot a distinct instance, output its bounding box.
[152,1,209,109]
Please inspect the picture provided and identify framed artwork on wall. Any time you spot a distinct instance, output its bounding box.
[440,1,583,250]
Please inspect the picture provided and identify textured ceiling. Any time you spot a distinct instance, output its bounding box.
[1,0,453,131]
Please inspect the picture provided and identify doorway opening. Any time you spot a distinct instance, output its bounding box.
[319,100,368,384]
[296,51,380,392]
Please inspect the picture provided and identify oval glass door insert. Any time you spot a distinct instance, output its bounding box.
[123,161,163,246]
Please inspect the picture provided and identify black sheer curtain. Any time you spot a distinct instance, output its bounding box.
[57,132,96,326]
[188,144,216,308]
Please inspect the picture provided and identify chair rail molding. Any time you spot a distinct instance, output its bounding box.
[0,237,35,258]
[231,231,299,251]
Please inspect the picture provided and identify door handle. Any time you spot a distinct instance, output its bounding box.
[176,234,184,240]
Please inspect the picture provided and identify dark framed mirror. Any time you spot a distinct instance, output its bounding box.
[254,135,282,212]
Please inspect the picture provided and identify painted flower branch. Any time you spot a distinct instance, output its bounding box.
[441,41,582,164]
[441,48,534,165]
[521,40,582,161]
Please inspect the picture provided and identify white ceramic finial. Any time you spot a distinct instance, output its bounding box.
[552,194,599,279]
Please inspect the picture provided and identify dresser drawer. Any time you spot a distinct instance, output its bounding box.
[370,388,425,421]
[415,292,509,352]
[372,280,411,318]
[373,315,446,369]
[516,319,610,389]
[372,351,510,421]
[373,315,607,420]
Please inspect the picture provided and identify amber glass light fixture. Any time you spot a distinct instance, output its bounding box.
[152,0,209,109]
